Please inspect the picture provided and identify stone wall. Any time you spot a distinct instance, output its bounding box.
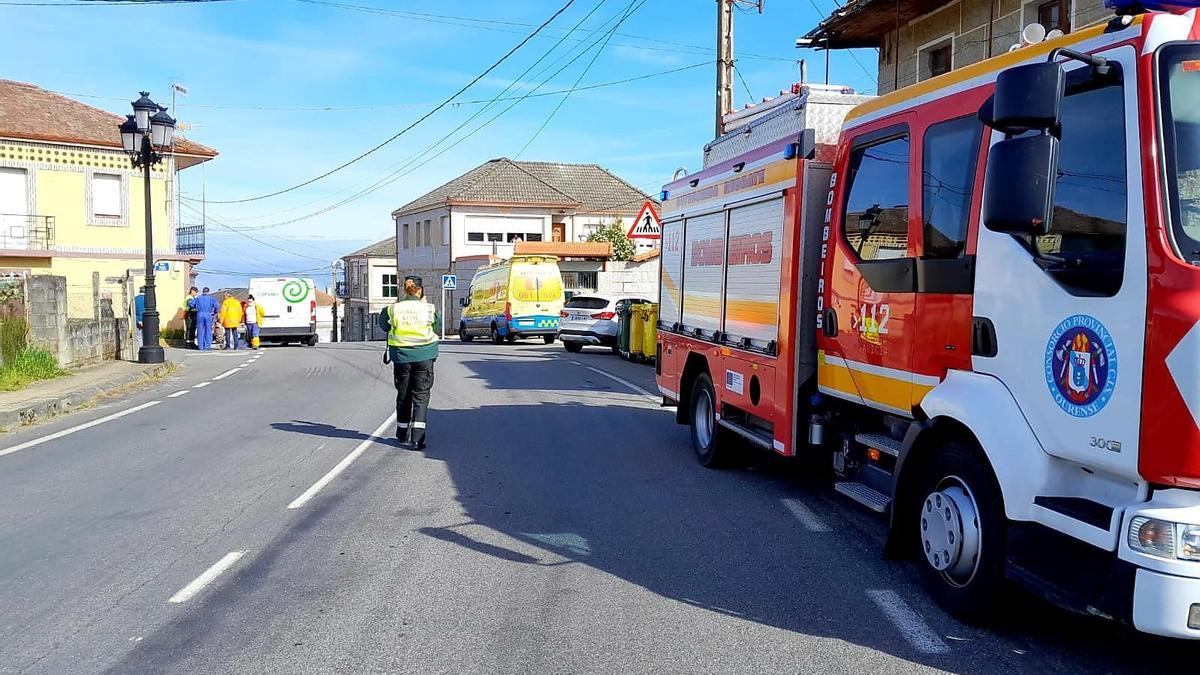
[876,0,1109,94]
[597,258,660,297]
[27,275,130,368]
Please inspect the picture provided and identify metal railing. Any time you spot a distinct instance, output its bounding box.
[0,214,54,251]
[177,224,205,255]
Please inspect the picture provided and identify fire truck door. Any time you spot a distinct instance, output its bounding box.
[973,46,1145,480]
[823,124,919,417]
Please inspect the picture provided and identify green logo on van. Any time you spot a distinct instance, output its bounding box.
[282,280,307,303]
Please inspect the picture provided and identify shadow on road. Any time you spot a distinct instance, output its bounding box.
[270,420,401,447]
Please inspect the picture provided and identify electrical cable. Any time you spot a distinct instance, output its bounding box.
[515,0,649,159]
[195,0,655,232]
[200,0,579,204]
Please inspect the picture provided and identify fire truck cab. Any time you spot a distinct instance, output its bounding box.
[657,8,1200,638]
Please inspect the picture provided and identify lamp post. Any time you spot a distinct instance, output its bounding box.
[118,92,175,364]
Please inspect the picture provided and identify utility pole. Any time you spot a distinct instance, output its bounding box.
[715,0,763,138]
[331,259,341,342]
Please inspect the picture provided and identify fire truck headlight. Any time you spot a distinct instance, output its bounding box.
[1129,517,1176,559]
[1179,524,1200,561]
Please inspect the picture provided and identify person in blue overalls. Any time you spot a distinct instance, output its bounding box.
[192,287,219,351]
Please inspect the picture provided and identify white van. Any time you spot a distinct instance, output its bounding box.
[248,277,318,346]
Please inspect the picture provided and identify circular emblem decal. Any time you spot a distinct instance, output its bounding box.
[1044,314,1118,418]
[281,280,307,303]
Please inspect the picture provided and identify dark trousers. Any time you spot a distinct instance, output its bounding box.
[185,311,197,346]
[393,359,435,445]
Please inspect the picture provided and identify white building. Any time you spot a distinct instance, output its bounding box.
[390,158,659,302]
[340,237,398,342]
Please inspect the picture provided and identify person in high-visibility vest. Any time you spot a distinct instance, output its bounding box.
[377,275,440,450]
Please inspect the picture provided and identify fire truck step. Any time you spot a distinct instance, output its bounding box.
[834,481,891,513]
[854,433,901,457]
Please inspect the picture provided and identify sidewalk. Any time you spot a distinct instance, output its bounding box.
[0,359,175,431]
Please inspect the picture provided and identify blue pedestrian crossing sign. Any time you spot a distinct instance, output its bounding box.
[442,274,457,290]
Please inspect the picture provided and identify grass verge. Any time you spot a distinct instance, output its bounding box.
[0,348,70,392]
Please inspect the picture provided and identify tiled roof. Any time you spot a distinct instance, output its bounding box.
[345,236,397,258]
[392,158,657,218]
[513,241,612,259]
[0,80,217,162]
[630,248,661,263]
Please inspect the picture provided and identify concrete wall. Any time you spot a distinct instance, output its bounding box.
[27,275,130,367]
[597,258,660,297]
[875,0,1108,94]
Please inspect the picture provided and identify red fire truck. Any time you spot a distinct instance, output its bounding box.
[657,8,1200,638]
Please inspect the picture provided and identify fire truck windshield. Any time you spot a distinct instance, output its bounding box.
[1158,43,1200,262]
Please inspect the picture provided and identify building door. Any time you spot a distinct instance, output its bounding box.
[552,222,565,242]
[0,168,28,250]
[973,47,1144,485]
[821,122,920,417]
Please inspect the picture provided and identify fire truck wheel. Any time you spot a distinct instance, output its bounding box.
[491,324,503,345]
[914,442,1006,623]
[459,323,474,342]
[689,373,730,468]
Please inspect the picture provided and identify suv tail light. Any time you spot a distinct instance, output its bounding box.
[591,311,616,320]
[560,310,569,318]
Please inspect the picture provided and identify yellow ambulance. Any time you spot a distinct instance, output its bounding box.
[458,255,564,344]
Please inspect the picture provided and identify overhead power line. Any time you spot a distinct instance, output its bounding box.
[516,0,648,158]
[294,0,795,63]
[201,0,580,205]
[181,201,332,263]
[188,0,679,232]
[63,61,708,115]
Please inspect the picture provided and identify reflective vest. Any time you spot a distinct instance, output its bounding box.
[387,299,438,347]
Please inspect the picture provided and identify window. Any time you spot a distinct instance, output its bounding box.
[922,116,983,259]
[1159,44,1200,264]
[919,37,953,82]
[843,133,911,261]
[424,220,432,246]
[382,274,398,298]
[441,215,450,245]
[402,223,410,249]
[564,296,610,310]
[1035,67,1127,296]
[526,233,543,242]
[414,223,422,247]
[1037,0,1070,34]
[91,173,122,219]
[486,232,503,242]
[467,232,484,242]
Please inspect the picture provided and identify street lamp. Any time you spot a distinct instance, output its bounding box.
[117,91,176,364]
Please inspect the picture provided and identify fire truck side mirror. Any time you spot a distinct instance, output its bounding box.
[982,134,1059,236]
[988,62,1065,133]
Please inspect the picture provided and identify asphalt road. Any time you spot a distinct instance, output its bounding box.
[0,340,1196,674]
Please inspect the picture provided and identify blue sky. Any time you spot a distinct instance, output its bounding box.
[2,0,875,289]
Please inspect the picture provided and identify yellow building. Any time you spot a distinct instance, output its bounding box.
[0,80,216,326]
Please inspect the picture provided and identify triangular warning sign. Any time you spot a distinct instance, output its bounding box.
[628,201,662,239]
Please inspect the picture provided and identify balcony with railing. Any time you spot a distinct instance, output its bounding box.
[0,214,54,252]
[177,224,205,256]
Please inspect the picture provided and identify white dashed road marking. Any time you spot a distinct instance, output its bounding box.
[194,382,211,389]
[782,498,831,532]
[167,390,190,399]
[867,589,951,654]
[287,412,398,510]
[212,368,240,381]
[0,401,162,459]
[168,551,247,603]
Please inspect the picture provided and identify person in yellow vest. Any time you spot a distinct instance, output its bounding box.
[377,275,440,450]
[219,292,244,350]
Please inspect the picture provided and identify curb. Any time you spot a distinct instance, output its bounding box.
[0,362,175,431]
